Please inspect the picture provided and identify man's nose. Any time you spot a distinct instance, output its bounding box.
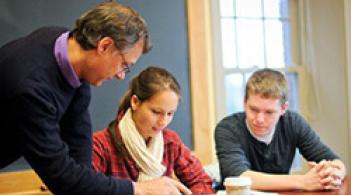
[256,112,265,122]
[115,72,125,80]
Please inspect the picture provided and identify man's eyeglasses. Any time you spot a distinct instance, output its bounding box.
[118,51,132,74]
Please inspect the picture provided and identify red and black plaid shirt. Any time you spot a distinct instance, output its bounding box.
[92,122,214,194]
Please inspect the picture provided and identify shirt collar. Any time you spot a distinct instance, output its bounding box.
[245,119,276,145]
[54,31,81,88]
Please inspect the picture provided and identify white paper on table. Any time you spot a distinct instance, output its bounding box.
[216,190,278,195]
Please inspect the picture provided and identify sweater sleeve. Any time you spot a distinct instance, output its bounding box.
[215,115,250,180]
[293,113,339,162]
[59,82,92,167]
[13,86,133,195]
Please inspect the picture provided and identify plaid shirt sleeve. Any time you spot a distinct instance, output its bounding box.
[92,129,110,174]
[165,131,215,194]
[92,126,141,181]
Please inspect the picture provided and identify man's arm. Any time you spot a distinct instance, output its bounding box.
[14,88,133,195]
[294,113,339,163]
[242,159,346,191]
[215,115,251,181]
[241,162,331,191]
[292,113,346,189]
[60,83,92,166]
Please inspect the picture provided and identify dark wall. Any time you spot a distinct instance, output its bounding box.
[0,0,192,171]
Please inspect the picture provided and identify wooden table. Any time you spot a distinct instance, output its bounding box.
[0,169,51,195]
[217,177,350,195]
[278,177,350,195]
[0,170,349,195]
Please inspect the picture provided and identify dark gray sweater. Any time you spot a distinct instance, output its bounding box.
[215,111,338,185]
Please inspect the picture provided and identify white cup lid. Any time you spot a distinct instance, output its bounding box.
[224,177,252,186]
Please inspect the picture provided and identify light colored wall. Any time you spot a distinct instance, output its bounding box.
[344,0,351,174]
[305,0,350,172]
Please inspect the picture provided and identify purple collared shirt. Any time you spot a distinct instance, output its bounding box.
[54,32,81,88]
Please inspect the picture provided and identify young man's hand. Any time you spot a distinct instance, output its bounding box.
[307,160,344,190]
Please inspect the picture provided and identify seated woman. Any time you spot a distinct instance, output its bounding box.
[92,66,214,194]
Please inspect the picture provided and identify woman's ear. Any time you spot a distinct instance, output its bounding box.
[130,95,140,111]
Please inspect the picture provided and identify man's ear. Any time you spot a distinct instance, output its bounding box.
[96,37,114,54]
[281,101,289,114]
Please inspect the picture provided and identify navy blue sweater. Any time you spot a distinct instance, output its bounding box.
[0,27,133,194]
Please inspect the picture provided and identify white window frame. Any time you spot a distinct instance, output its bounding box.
[211,0,303,172]
[211,0,301,122]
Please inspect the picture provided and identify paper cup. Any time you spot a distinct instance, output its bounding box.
[224,177,251,195]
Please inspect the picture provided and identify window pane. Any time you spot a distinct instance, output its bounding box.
[264,0,289,18]
[265,20,285,68]
[237,19,264,68]
[264,0,280,17]
[244,72,253,83]
[286,72,299,111]
[236,0,262,18]
[263,0,288,18]
[220,0,235,17]
[225,74,244,113]
[221,18,237,68]
[283,21,292,65]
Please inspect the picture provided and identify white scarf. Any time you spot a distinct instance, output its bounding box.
[119,108,166,181]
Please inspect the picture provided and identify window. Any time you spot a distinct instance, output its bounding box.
[212,0,301,170]
[212,0,300,119]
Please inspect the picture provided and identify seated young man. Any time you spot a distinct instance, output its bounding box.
[215,68,346,191]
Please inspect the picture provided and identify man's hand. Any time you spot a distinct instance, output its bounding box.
[134,176,192,195]
[307,160,344,190]
[299,161,328,191]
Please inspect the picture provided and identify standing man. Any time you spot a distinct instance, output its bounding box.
[215,68,346,192]
[0,2,191,195]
